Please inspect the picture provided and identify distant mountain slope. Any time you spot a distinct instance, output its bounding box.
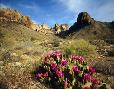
[58,12,114,40]
[0,22,57,50]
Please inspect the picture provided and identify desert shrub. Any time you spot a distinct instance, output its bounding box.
[62,39,96,56]
[52,38,60,47]
[35,51,98,89]
[53,41,59,47]
[1,51,11,62]
[30,37,37,41]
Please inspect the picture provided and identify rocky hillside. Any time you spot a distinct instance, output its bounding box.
[0,8,51,31]
[0,8,114,89]
[58,12,114,40]
[0,20,63,89]
[0,8,32,28]
[0,8,63,89]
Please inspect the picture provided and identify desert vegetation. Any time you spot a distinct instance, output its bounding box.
[61,39,96,56]
[0,8,114,89]
[35,51,98,89]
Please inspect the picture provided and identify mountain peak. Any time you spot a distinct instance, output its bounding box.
[77,12,95,27]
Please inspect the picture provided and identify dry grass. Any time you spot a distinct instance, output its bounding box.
[0,49,48,89]
[0,22,56,89]
[0,22,114,89]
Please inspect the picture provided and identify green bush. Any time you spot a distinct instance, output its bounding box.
[62,39,96,56]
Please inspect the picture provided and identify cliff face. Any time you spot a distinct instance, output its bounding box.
[0,8,50,31]
[0,8,32,28]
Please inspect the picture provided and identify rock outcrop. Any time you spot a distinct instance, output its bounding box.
[0,8,32,28]
[77,12,95,27]
[30,24,41,31]
[41,24,50,30]
[0,8,50,31]
[30,24,50,31]
[53,24,69,34]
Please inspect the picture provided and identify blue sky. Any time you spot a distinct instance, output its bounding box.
[0,0,114,27]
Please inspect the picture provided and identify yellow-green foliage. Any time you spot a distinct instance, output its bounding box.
[62,39,96,56]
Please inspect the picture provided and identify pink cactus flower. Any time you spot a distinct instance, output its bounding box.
[50,72,53,77]
[35,51,98,88]
[56,70,64,78]
[48,51,62,58]
[53,51,62,57]
[47,52,53,57]
[78,56,84,62]
[72,66,79,73]
[36,73,43,78]
[83,86,90,89]
[71,55,84,62]
[56,52,62,57]
[84,74,91,82]
[51,63,57,69]
[88,66,96,75]
[43,72,48,77]
[61,59,68,65]
[92,78,98,85]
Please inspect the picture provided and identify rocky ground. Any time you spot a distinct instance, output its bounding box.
[0,23,114,89]
[89,42,114,89]
[0,22,62,89]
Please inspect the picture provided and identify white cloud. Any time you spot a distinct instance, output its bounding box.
[94,1,114,21]
[58,0,87,13]
[57,0,114,21]
[19,3,40,10]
